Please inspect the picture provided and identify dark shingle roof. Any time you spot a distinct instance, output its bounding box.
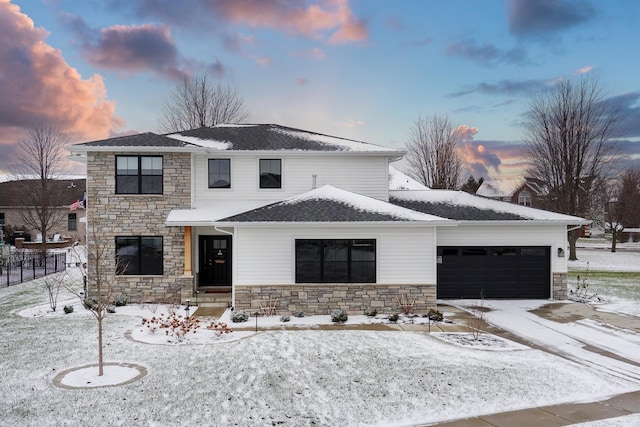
[0,179,86,207]
[390,197,526,221]
[219,199,412,222]
[167,124,388,152]
[77,132,192,148]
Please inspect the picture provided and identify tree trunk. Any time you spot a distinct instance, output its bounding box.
[568,228,581,261]
[611,231,618,252]
[98,317,104,376]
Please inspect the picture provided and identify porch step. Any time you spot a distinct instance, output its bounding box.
[184,292,231,308]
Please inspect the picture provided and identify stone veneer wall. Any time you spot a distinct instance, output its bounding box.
[86,151,192,303]
[553,272,568,300]
[234,284,437,315]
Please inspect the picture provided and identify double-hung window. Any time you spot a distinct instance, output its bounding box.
[295,239,376,283]
[116,156,163,194]
[116,236,163,275]
[208,159,231,188]
[68,213,77,231]
[259,159,281,189]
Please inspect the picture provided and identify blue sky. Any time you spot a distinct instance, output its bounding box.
[1,0,639,182]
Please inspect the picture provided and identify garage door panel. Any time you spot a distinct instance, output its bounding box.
[437,246,550,299]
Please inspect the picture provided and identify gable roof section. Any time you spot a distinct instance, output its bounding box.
[219,185,447,223]
[388,166,430,190]
[166,124,400,153]
[166,185,449,226]
[389,190,589,223]
[69,124,404,156]
[75,132,191,148]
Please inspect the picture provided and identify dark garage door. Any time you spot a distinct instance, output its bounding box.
[437,246,550,299]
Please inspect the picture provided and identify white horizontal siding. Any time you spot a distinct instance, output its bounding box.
[436,224,568,273]
[234,225,436,286]
[192,153,389,204]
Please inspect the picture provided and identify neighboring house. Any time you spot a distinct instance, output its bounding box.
[0,179,86,244]
[69,124,588,314]
[477,177,547,208]
[478,177,593,237]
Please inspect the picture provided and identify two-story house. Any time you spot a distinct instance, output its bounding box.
[69,124,588,314]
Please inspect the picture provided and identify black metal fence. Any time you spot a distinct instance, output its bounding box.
[0,252,67,287]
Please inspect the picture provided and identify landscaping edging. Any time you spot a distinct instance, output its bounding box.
[52,362,147,389]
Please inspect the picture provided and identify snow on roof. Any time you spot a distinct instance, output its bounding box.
[166,200,273,226]
[166,133,233,150]
[282,185,448,222]
[389,166,429,190]
[271,127,390,152]
[476,178,522,198]
[390,190,589,223]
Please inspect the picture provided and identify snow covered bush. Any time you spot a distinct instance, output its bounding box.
[292,310,305,318]
[280,315,290,323]
[63,305,74,314]
[231,310,249,323]
[330,308,348,323]
[112,296,128,307]
[141,313,202,342]
[206,321,232,337]
[364,307,377,317]
[388,313,399,323]
[427,309,443,322]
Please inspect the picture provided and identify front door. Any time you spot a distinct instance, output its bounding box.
[199,235,232,286]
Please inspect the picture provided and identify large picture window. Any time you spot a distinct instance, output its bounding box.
[295,239,376,283]
[116,236,163,275]
[208,159,231,188]
[116,156,163,194]
[259,159,281,189]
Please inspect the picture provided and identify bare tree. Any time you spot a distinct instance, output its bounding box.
[406,114,464,189]
[11,123,69,253]
[67,235,121,376]
[604,180,624,252]
[616,168,640,229]
[158,73,250,132]
[523,76,619,260]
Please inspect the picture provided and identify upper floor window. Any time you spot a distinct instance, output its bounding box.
[116,156,163,194]
[208,159,231,188]
[518,191,532,207]
[68,213,77,231]
[0,212,4,227]
[259,159,281,189]
[116,236,163,275]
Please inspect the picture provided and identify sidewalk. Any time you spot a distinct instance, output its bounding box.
[433,389,640,426]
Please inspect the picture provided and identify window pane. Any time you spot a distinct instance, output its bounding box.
[141,176,162,194]
[259,159,281,188]
[209,159,231,188]
[116,237,139,275]
[68,213,77,231]
[117,157,138,175]
[323,240,349,282]
[141,157,162,175]
[140,237,163,275]
[116,176,139,194]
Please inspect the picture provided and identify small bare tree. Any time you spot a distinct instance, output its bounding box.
[158,73,250,132]
[67,234,122,376]
[523,76,619,260]
[43,274,64,312]
[10,123,70,253]
[605,168,640,251]
[406,114,464,189]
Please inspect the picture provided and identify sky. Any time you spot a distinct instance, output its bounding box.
[0,0,639,186]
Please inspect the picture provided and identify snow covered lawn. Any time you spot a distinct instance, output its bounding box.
[0,271,637,426]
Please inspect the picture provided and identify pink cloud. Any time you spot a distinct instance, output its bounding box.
[296,77,309,85]
[0,1,121,153]
[293,47,325,60]
[254,56,272,66]
[213,0,368,44]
